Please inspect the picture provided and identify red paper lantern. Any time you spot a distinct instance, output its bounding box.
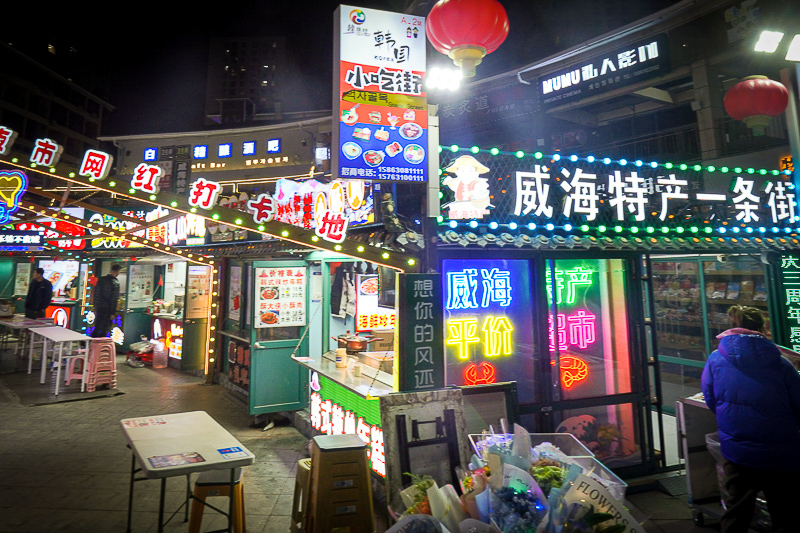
[426,0,509,77]
[723,75,789,136]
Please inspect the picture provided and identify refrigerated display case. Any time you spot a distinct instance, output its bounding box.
[652,255,772,414]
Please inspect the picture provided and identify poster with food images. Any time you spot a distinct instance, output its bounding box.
[128,264,154,308]
[254,267,306,328]
[186,265,211,319]
[228,266,242,322]
[355,274,395,332]
[333,5,427,182]
[14,262,31,295]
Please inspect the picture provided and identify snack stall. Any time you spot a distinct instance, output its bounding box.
[436,148,795,478]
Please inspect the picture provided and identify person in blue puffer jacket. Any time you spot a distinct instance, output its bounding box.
[701,305,800,533]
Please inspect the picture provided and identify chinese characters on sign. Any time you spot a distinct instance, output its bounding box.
[539,34,670,107]
[355,274,396,332]
[30,138,63,167]
[0,126,18,155]
[254,267,306,328]
[79,150,113,180]
[309,372,385,476]
[781,256,800,352]
[443,155,796,228]
[333,5,428,183]
[398,274,444,392]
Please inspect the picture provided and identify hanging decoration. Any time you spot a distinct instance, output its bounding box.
[426,0,509,77]
[723,75,789,136]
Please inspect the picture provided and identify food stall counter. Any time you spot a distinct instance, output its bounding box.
[293,349,393,399]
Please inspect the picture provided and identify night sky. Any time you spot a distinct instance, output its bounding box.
[6,0,679,136]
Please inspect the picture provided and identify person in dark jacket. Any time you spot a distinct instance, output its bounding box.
[92,264,121,338]
[701,305,800,533]
[25,268,52,319]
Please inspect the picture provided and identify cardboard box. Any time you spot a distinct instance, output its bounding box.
[370,330,395,352]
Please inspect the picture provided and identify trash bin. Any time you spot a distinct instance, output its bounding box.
[705,432,727,510]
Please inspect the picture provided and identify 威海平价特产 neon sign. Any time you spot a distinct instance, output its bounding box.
[447,315,514,359]
[559,355,589,388]
[446,267,513,310]
[546,267,594,305]
[464,362,497,385]
[549,310,597,351]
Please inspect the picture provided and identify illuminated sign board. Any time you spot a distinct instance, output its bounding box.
[780,256,800,351]
[397,273,444,392]
[87,208,206,249]
[153,318,183,359]
[539,34,670,108]
[0,169,28,223]
[0,126,19,155]
[443,259,534,402]
[0,231,42,246]
[440,153,797,233]
[355,274,395,331]
[333,5,427,182]
[309,372,385,476]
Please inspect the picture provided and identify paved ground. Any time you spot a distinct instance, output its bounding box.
[0,353,721,532]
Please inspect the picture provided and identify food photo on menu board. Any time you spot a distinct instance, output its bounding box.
[254,267,306,328]
[339,103,427,181]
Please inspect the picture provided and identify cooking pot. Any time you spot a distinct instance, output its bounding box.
[333,333,383,353]
[0,298,13,318]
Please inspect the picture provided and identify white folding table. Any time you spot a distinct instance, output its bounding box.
[120,410,255,533]
[28,326,91,395]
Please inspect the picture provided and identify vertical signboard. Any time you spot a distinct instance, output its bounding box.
[398,273,444,392]
[186,265,211,319]
[14,263,31,295]
[333,5,428,182]
[780,255,800,351]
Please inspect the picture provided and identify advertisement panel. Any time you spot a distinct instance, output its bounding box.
[333,5,427,182]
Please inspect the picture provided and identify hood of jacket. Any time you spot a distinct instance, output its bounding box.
[717,332,782,369]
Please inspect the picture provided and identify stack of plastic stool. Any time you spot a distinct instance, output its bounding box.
[291,458,312,532]
[306,434,374,533]
[73,338,117,392]
[188,467,246,533]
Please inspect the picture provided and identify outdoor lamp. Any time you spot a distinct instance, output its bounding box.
[426,0,510,77]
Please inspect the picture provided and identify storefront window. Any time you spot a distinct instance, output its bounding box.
[547,258,633,401]
[442,259,535,403]
[652,255,770,411]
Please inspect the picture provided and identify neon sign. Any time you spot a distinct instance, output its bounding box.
[444,259,533,399]
[309,372,385,477]
[546,267,594,305]
[548,310,597,351]
[446,267,513,310]
[0,170,28,224]
[559,356,589,388]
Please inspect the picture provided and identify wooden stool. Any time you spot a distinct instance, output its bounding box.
[291,458,312,532]
[188,468,246,533]
[306,434,374,533]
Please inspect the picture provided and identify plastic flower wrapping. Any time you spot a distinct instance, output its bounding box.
[397,424,644,533]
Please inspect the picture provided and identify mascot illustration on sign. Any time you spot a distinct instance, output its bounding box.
[442,155,492,220]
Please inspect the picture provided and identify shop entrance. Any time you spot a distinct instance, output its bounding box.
[248,260,309,415]
[643,253,777,467]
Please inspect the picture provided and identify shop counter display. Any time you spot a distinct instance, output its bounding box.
[293,349,393,400]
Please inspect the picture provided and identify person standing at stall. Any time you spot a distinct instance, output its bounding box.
[92,264,121,338]
[701,305,800,533]
[25,268,52,319]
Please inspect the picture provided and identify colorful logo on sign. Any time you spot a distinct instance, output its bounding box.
[0,170,28,224]
[350,9,365,24]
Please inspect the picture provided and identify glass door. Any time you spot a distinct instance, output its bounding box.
[545,257,655,473]
[248,260,309,415]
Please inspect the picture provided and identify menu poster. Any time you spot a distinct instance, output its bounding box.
[128,264,154,308]
[355,274,395,332]
[228,266,242,321]
[254,267,307,328]
[186,265,211,319]
[38,260,79,297]
[14,262,31,295]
